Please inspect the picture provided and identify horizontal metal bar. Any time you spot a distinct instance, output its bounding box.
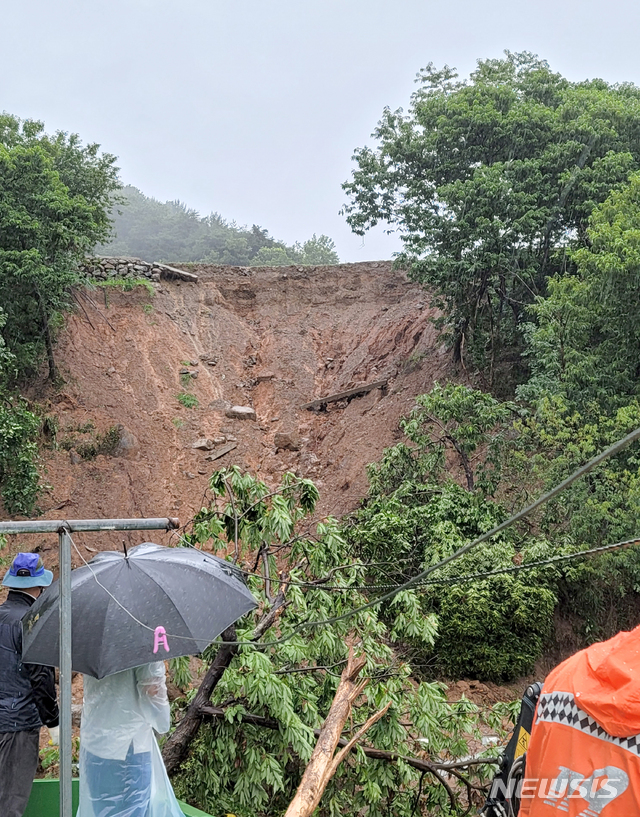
[0,518,180,534]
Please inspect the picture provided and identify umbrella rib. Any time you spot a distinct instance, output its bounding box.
[69,536,247,645]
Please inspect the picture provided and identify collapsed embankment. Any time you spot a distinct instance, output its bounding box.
[10,261,451,561]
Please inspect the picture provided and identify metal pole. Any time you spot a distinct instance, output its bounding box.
[0,517,180,817]
[59,527,73,817]
[0,517,180,534]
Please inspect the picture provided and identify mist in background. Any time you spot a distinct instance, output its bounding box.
[3,0,639,261]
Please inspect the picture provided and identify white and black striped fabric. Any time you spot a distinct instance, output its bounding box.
[536,692,640,758]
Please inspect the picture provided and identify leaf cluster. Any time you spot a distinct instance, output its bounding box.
[172,468,509,816]
[343,52,640,381]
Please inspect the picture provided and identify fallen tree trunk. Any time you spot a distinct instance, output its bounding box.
[162,625,238,774]
[162,586,288,775]
[199,704,499,774]
[300,379,388,411]
[283,648,390,817]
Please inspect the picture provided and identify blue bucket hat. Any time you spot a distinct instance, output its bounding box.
[2,553,53,589]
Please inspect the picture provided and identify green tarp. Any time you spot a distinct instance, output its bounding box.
[24,779,212,817]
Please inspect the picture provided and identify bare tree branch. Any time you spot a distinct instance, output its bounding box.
[284,647,379,817]
[222,475,240,563]
[162,575,288,775]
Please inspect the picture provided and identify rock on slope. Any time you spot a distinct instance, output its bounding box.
[12,261,451,557]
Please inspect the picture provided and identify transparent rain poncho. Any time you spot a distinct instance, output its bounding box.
[77,662,184,817]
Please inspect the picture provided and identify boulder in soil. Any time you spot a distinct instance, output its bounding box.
[225,406,256,421]
[192,438,214,450]
[275,433,301,452]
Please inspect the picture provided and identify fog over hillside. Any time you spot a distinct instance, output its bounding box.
[100,186,340,267]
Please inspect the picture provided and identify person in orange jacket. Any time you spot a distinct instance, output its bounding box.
[519,625,640,816]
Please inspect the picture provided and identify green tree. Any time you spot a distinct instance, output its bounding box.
[249,245,298,266]
[164,467,507,816]
[0,114,120,379]
[248,234,340,267]
[342,52,640,381]
[353,387,557,681]
[503,397,640,639]
[0,307,40,514]
[296,234,340,265]
[524,171,640,411]
[397,382,516,492]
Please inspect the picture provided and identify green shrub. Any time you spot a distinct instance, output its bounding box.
[351,477,559,680]
[74,420,96,434]
[430,576,556,679]
[177,393,199,409]
[75,440,97,459]
[0,402,41,514]
[97,425,122,456]
[75,425,122,460]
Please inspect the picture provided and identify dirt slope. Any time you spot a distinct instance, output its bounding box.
[7,261,451,562]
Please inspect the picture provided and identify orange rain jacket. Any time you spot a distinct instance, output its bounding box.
[520,625,640,816]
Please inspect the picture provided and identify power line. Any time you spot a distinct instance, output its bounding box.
[237,425,640,648]
[417,537,640,589]
[64,425,640,650]
[238,536,640,593]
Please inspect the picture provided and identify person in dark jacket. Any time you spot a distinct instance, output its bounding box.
[0,553,59,817]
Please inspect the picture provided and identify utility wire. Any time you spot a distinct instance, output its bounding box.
[237,536,640,593]
[65,426,640,650]
[417,536,640,589]
[236,425,640,648]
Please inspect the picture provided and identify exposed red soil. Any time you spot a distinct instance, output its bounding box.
[3,261,451,568]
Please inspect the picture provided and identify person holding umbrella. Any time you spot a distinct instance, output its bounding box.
[77,660,183,817]
[0,553,59,817]
[21,542,257,817]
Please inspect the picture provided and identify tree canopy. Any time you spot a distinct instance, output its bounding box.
[0,113,120,380]
[101,186,339,267]
[249,234,340,267]
[523,170,640,411]
[342,52,640,381]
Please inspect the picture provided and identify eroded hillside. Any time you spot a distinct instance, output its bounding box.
[13,261,450,558]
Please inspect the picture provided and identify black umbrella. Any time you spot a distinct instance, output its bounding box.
[21,543,256,678]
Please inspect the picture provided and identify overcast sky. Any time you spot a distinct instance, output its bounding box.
[2,0,639,261]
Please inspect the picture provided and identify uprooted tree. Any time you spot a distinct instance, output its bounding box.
[162,467,514,816]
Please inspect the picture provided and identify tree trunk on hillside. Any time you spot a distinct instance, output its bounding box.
[33,283,57,381]
[283,648,390,817]
[162,585,288,775]
[162,626,237,775]
[453,318,468,368]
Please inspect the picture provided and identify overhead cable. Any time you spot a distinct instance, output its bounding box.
[240,425,640,647]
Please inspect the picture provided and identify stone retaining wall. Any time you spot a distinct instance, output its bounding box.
[81,257,198,283]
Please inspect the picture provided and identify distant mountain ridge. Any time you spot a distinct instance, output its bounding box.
[99,185,339,267]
